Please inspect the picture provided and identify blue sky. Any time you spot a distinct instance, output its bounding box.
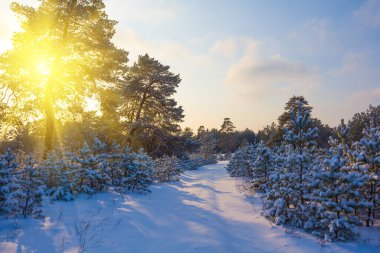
[1,0,380,131]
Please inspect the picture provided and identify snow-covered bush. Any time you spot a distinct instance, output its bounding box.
[17,156,44,218]
[104,143,123,185]
[43,152,74,201]
[252,142,275,191]
[153,155,183,182]
[69,142,103,195]
[178,158,198,170]
[351,123,380,227]
[308,147,359,239]
[118,147,153,192]
[227,144,257,178]
[40,141,156,198]
[0,150,20,215]
[264,155,304,226]
[178,156,213,170]
[306,121,365,240]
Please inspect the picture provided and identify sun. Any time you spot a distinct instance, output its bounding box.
[36,61,51,76]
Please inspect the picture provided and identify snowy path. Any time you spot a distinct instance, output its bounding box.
[1,162,379,253]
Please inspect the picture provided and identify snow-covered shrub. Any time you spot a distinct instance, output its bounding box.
[178,155,214,170]
[17,156,44,218]
[178,158,198,170]
[0,150,20,215]
[252,142,275,191]
[308,142,361,240]
[351,124,380,227]
[41,140,156,198]
[227,144,257,178]
[264,164,301,225]
[104,143,123,185]
[69,142,103,195]
[306,120,367,240]
[43,152,74,201]
[118,147,153,192]
[153,155,183,182]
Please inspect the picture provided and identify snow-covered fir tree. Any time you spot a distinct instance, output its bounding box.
[17,156,44,218]
[227,144,257,178]
[70,142,103,195]
[264,145,301,225]
[283,100,318,202]
[106,143,123,185]
[93,138,112,188]
[351,122,380,227]
[265,175,295,225]
[307,120,365,241]
[118,147,153,192]
[0,150,20,215]
[43,152,74,201]
[153,155,183,182]
[265,100,318,226]
[252,142,275,191]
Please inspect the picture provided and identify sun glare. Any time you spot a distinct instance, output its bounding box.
[36,62,51,76]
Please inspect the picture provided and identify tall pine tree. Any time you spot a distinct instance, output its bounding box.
[0,0,128,156]
[120,54,183,156]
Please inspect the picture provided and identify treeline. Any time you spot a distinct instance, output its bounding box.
[187,96,380,157]
[227,98,380,242]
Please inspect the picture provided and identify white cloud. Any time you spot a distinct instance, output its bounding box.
[243,39,260,55]
[355,0,380,27]
[225,43,319,100]
[210,38,238,58]
[113,27,214,68]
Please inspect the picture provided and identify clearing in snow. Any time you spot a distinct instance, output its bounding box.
[0,162,379,253]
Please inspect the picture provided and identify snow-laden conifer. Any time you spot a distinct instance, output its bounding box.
[227,144,257,178]
[17,156,44,218]
[153,155,183,182]
[351,121,380,226]
[0,150,20,215]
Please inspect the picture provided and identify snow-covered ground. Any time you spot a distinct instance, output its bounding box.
[1,162,379,253]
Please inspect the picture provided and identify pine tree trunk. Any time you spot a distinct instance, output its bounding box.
[126,82,155,146]
[43,81,55,159]
[366,208,371,227]
[42,0,77,159]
